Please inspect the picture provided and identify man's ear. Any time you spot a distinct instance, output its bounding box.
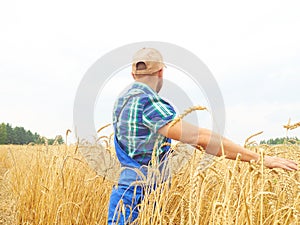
[158,69,163,78]
[131,72,136,80]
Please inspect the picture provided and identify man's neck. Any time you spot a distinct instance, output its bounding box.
[135,79,157,93]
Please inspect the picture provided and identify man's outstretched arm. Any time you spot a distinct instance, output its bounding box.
[158,120,298,171]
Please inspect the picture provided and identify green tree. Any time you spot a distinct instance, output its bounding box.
[48,138,54,145]
[6,123,14,144]
[0,123,7,144]
[56,135,64,144]
[260,137,299,145]
[0,122,65,145]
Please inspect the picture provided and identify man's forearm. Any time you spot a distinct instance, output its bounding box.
[215,137,259,162]
[198,128,259,162]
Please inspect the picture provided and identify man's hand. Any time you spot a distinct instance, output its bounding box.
[264,155,298,171]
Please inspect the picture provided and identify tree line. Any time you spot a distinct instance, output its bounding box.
[0,123,64,145]
[260,137,299,145]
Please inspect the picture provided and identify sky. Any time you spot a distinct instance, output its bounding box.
[0,0,300,144]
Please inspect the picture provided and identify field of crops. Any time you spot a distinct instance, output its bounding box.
[0,140,300,224]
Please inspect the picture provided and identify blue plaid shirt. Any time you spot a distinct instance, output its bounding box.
[113,82,176,165]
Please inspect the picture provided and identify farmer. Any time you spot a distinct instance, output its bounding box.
[107,47,298,224]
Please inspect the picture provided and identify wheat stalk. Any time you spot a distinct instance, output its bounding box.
[284,121,300,131]
[65,129,71,145]
[170,105,207,127]
[97,123,111,133]
[244,131,264,147]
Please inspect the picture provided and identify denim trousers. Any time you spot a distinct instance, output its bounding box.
[107,184,143,225]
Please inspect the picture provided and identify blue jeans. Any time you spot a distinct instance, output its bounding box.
[108,136,169,224]
[107,184,143,225]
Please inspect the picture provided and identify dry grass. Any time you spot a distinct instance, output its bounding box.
[0,142,300,225]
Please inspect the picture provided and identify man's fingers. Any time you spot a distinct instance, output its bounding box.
[280,158,298,170]
[286,159,298,166]
[286,162,298,171]
[264,156,298,171]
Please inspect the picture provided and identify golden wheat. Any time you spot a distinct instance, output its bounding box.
[0,141,299,224]
[284,121,300,131]
[244,131,264,148]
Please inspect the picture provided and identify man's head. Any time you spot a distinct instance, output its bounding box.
[131,48,165,93]
[132,48,165,75]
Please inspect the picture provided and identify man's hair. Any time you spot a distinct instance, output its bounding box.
[136,62,147,71]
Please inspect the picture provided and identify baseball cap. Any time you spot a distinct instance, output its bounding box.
[132,48,166,75]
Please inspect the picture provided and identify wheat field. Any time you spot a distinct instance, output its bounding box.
[0,140,300,225]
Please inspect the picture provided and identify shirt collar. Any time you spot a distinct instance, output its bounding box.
[131,82,157,96]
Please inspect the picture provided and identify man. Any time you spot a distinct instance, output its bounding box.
[107,48,298,225]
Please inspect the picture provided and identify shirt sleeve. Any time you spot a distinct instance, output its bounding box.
[142,96,176,133]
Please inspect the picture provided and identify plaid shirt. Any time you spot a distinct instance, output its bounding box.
[113,82,176,165]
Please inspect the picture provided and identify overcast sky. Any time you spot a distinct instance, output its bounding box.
[1,0,299,144]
